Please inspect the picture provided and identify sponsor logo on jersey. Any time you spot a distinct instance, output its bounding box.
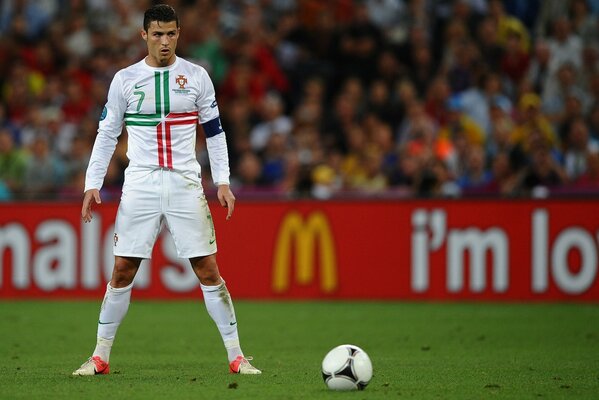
[113,233,118,246]
[210,99,218,108]
[100,106,107,121]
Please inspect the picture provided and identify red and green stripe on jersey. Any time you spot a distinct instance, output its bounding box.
[124,70,197,169]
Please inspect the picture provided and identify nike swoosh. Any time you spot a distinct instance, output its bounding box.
[98,321,114,325]
[134,83,149,89]
[229,321,237,326]
[209,239,216,245]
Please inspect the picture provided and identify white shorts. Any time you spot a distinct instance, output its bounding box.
[113,167,217,259]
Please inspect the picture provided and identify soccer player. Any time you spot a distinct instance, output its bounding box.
[73,4,260,376]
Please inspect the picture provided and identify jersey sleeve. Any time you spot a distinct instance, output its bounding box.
[84,72,126,192]
[196,68,230,186]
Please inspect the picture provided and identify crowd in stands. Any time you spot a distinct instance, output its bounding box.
[2,0,599,201]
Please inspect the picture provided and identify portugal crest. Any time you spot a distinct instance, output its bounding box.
[175,74,187,89]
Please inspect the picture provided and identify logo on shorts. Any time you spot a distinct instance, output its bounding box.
[114,233,118,246]
[175,74,188,89]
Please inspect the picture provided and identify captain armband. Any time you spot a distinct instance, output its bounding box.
[202,117,224,138]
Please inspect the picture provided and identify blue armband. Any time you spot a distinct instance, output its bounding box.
[202,117,224,138]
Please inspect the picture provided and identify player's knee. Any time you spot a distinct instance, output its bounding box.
[111,259,139,287]
[198,264,220,285]
[191,256,221,285]
[199,269,220,286]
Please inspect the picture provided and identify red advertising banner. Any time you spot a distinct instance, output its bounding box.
[0,199,598,300]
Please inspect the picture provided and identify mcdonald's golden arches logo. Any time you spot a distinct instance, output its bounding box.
[272,211,338,293]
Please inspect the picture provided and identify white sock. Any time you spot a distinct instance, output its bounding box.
[200,279,243,362]
[93,282,133,362]
[93,337,114,363]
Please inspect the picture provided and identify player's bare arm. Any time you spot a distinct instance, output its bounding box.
[217,184,235,220]
[81,189,101,223]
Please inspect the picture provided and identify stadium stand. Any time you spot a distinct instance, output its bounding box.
[1,0,599,200]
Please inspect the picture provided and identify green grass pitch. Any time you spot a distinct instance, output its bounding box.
[1,300,598,399]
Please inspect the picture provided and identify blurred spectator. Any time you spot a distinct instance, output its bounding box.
[292,77,326,130]
[388,147,419,193]
[22,135,65,199]
[220,26,289,109]
[310,149,344,200]
[348,146,388,193]
[437,96,485,148]
[64,135,91,183]
[261,132,289,186]
[562,117,599,181]
[476,17,504,73]
[365,79,398,128]
[368,118,397,178]
[588,102,599,139]
[416,157,461,198]
[365,0,404,43]
[500,29,530,92]
[61,79,92,123]
[573,149,599,188]
[65,13,93,59]
[391,78,418,131]
[311,163,341,200]
[511,93,559,154]
[486,98,519,161]
[250,92,293,152]
[447,38,481,94]
[503,0,540,32]
[546,16,583,78]
[220,97,253,171]
[457,144,493,190]
[337,2,383,84]
[0,0,57,41]
[570,0,599,47]
[543,62,591,137]
[58,169,86,201]
[232,151,267,190]
[0,127,28,198]
[376,49,403,92]
[19,105,47,149]
[410,45,437,99]
[527,40,551,95]
[187,5,228,85]
[3,61,44,125]
[461,72,506,136]
[340,124,368,187]
[398,101,437,150]
[323,85,361,153]
[488,0,530,53]
[0,103,20,144]
[534,0,570,39]
[424,76,451,126]
[485,150,521,196]
[293,124,324,171]
[520,141,567,197]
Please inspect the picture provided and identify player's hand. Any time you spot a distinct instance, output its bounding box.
[81,189,101,223]
[217,184,235,220]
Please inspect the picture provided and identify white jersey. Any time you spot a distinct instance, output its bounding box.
[85,56,230,192]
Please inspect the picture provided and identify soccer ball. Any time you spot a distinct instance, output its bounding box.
[321,344,373,390]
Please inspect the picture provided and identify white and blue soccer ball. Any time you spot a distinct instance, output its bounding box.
[321,344,373,390]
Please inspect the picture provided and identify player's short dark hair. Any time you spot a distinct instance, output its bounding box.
[143,4,179,32]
